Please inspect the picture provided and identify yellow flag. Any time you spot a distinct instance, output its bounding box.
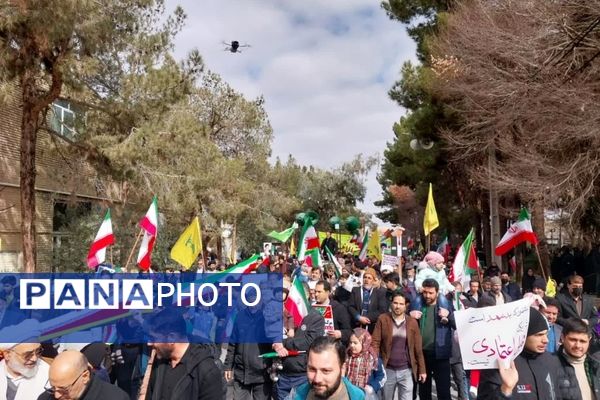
[289,238,296,255]
[423,183,439,236]
[367,228,382,260]
[170,217,203,269]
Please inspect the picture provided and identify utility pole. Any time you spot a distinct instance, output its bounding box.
[489,144,502,267]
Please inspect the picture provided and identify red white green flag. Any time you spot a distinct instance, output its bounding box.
[449,228,478,286]
[137,196,158,270]
[358,227,370,261]
[325,245,343,278]
[87,210,115,269]
[298,221,322,267]
[495,208,539,256]
[285,278,311,326]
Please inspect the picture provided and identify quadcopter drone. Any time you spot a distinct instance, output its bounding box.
[223,40,251,53]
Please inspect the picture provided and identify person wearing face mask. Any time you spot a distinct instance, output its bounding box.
[500,271,521,301]
[556,275,599,328]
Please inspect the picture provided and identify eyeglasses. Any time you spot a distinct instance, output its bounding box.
[10,346,42,362]
[44,369,87,397]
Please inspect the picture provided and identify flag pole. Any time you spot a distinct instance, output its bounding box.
[124,228,144,271]
[534,244,548,281]
[137,349,155,400]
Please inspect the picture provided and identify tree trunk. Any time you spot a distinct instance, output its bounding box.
[481,192,492,267]
[20,74,39,273]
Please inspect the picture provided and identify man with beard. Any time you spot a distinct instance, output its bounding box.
[293,336,365,399]
[556,275,599,327]
[144,309,224,400]
[348,268,389,334]
[478,277,511,306]
[38,351,128,400]
[478,307,562,399]
[0,320,48,400]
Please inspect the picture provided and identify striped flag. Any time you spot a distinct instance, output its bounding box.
[325,246,343,278]
[87,210,115,269]
[137,196,158,270]
[285,278,310,326]
[495,208,539,256]
[449,228,478,287]
[358,227,370,261]
[298,220,321,267]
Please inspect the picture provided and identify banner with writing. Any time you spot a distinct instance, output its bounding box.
[313,304,334,333]
[454,298,531,370]
[382,254,400,268]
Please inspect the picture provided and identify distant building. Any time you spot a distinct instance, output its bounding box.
[0,84,123,271]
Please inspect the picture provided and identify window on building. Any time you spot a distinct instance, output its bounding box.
[50,99,78,139]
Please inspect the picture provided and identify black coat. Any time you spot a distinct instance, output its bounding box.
[281,310,325,376]
[38,374,129,400]
[556,292,599,327]
[556,347,600,400]
[502,282,522,301]
[347,286,389,333]
[224,308,272,385]
[478,350,561,400]
[477,291,512,307]
[329,299,352,345]
[145,344,225,400]
[321,237,338,255]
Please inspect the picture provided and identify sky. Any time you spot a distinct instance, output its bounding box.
[167,0,416,220]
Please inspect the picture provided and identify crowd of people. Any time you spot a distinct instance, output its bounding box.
[0,241,599,400]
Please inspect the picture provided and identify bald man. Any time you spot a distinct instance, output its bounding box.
[37,350,128,400]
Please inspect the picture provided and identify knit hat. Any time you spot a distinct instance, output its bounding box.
[532,277,547,291]
[490,276,502,286]
[424,251,445,266]
[363,268,378,279]
[527,307,549,336]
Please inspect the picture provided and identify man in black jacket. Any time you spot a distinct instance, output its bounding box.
[347,267,389,334]
[313,280,352,346]
[145,309,224,400]
[321,232,338,256]
[272,282,325,400]
[556,318,600,400]
[39,350,129,400]
[478,307,562,399]
[224,305,272,400]
[556,274,599,327]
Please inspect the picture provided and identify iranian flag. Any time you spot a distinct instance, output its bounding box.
[436,236,451,262]
[137,196,158,270]
[358,227,370,261]
[298,221,322,267]
[495,208,539,256]
[285,278,311,326]
[449,229,479,287]
[87,210,115,269]
[325,245,343,278]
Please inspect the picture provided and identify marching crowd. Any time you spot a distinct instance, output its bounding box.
[0,240,599,400]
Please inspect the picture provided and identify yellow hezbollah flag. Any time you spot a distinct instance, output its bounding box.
[423,183,439,236]
[170,217,203,269]
[289,237,296,256]
[367,228,382,260]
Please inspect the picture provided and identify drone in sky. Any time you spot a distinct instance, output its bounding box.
[223,40,251,53]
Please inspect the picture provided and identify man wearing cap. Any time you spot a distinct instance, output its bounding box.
[478,308,562,399]
[403,263,417,301]
[348,268,389,334]
[478,277,512,307]
[0,320,48,400]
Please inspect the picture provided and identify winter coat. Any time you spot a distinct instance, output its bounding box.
[145,344,225,400]
[224,308,272,385]
[410,295,455,360]
[348,286,389,333]
[477,350,561,400]
[556,292,599,327]
[38,373,129,400]
[371,313,425,380]
[555,347,600,400]
[281,310,325,376]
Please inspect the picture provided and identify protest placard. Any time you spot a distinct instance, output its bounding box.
[313,304,334,333]
[382,254,399,268]
[454,298,532,370]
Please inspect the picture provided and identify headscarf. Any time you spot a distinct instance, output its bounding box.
[343,328,378,388]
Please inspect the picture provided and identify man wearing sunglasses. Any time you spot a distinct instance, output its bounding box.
[0,342,48,400]
[38,350,128,400]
